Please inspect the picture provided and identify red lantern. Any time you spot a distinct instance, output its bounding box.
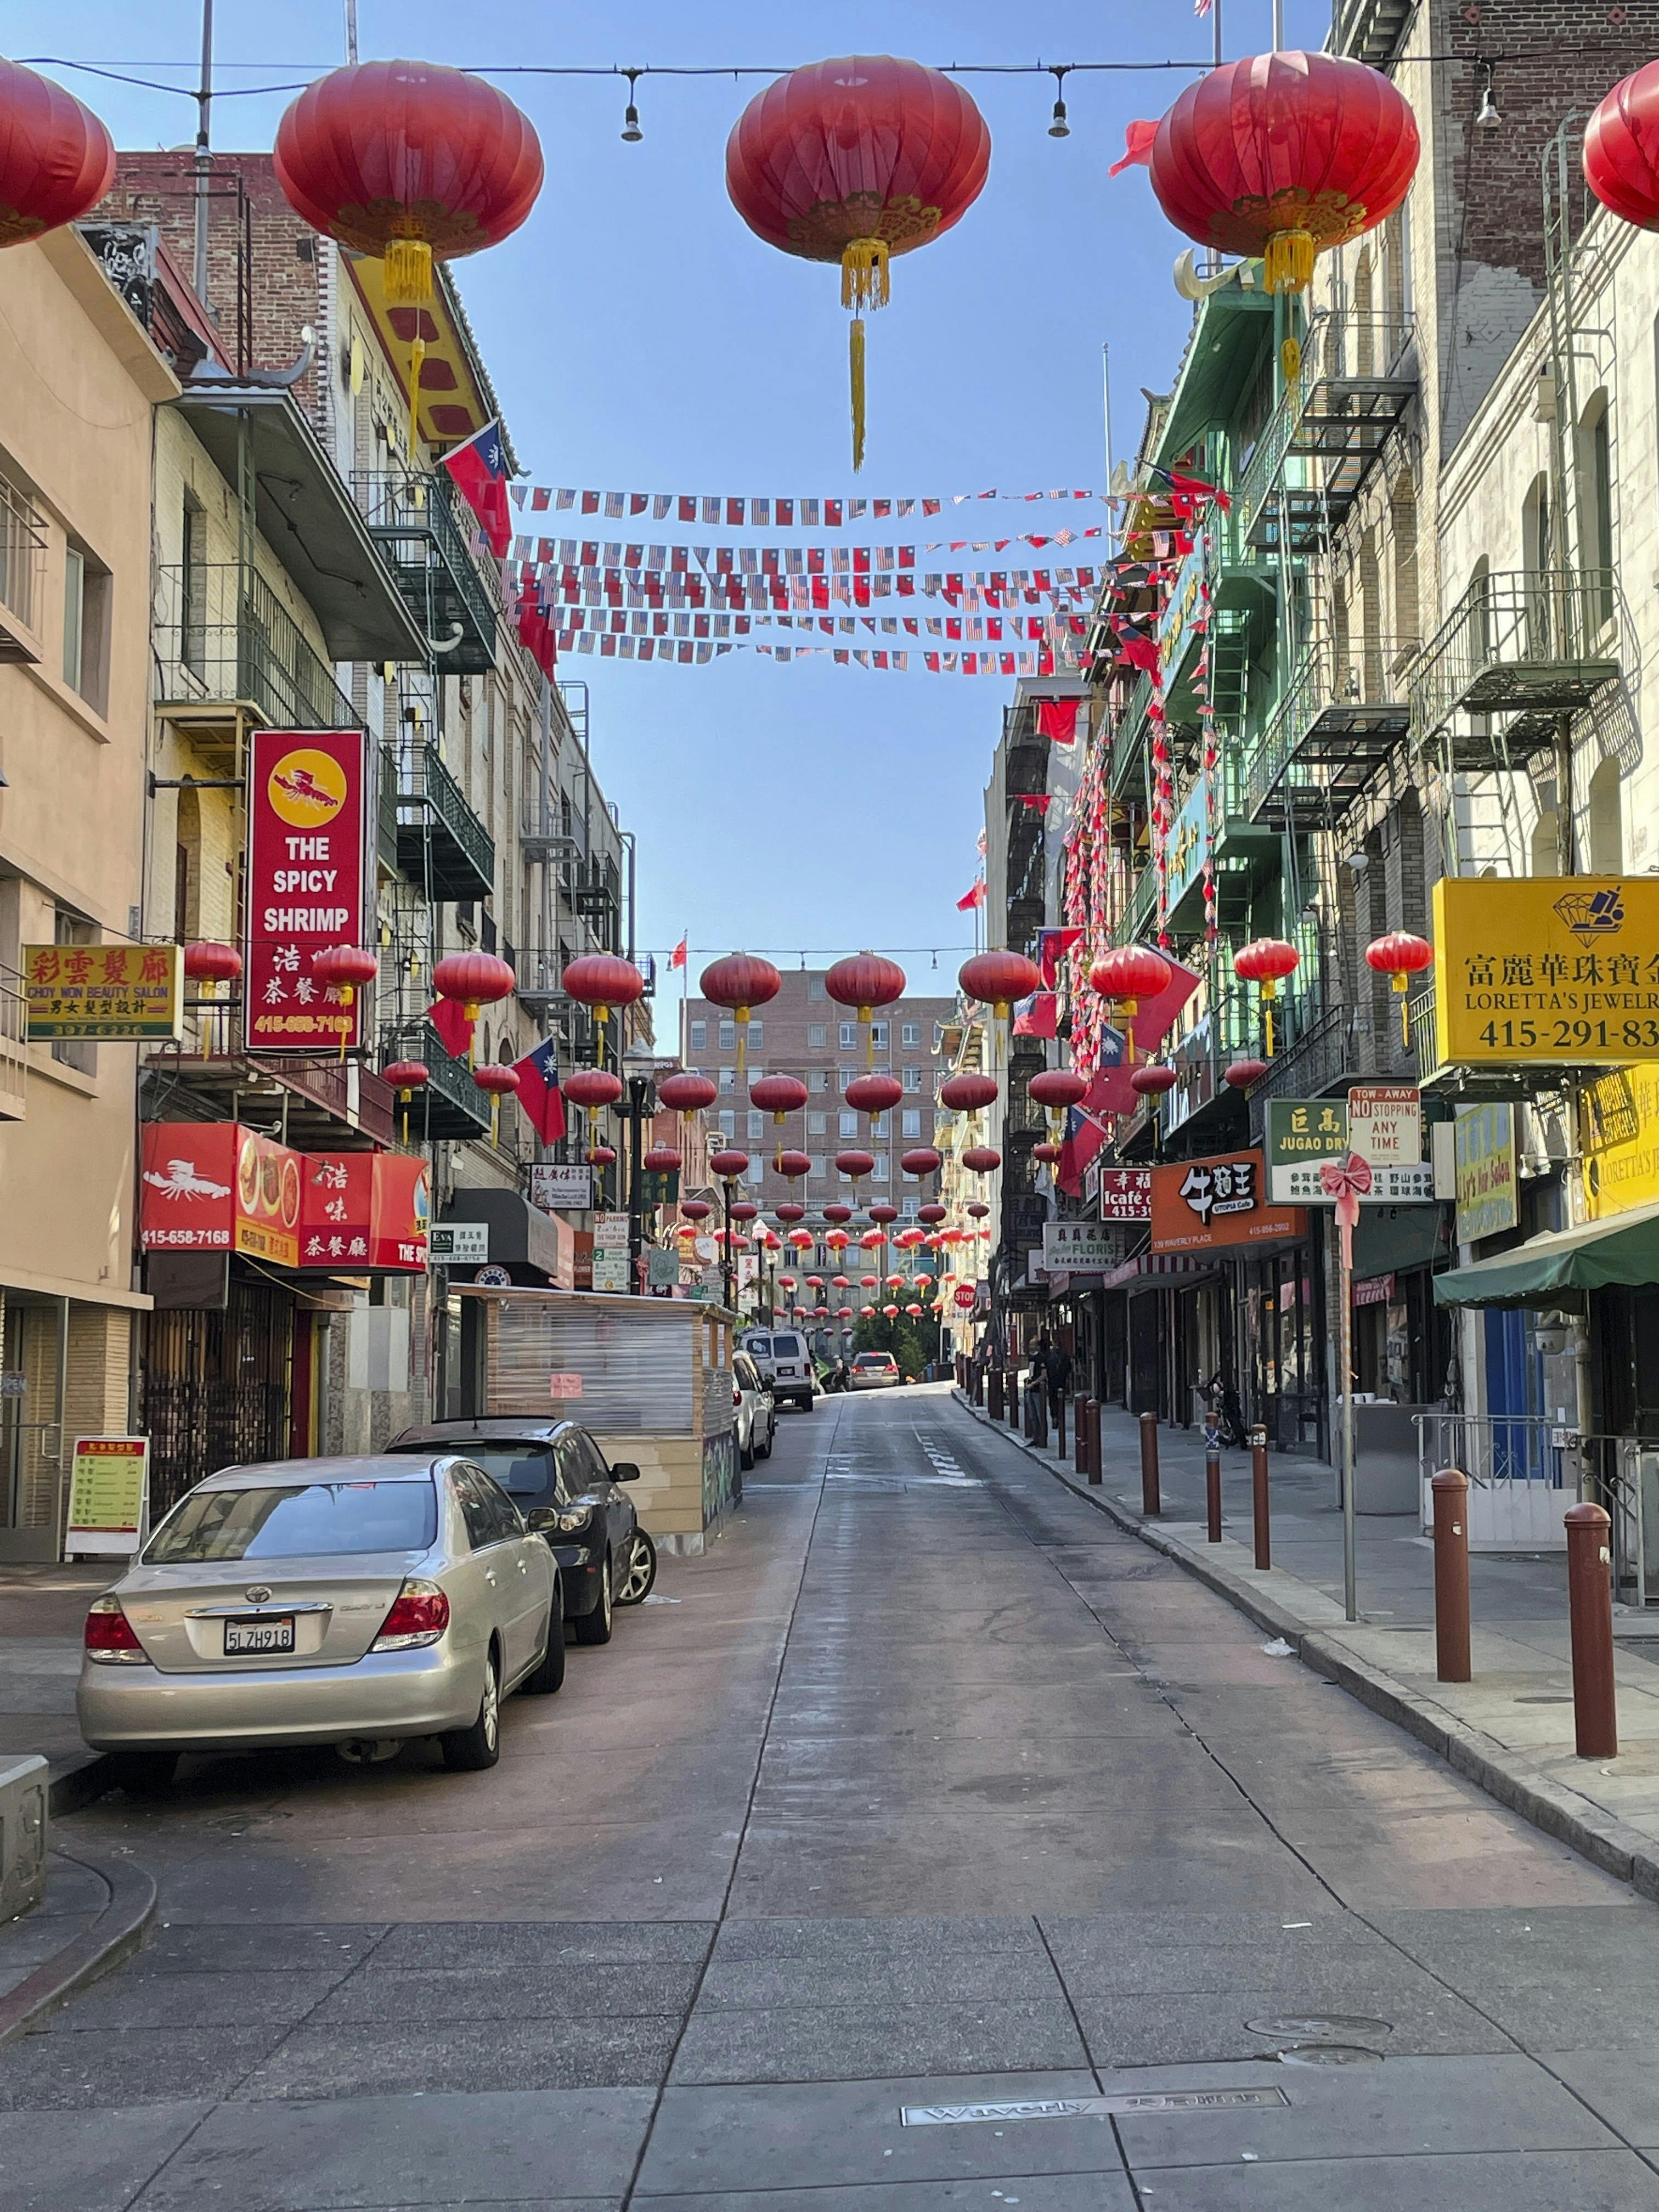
[859,1228,885,1250]
[659,1070,718,1127]
[905,1304,924,1318]
[699,953,781,1073]
[587,1142,617,1169]
[473,1060,520,1148]
[183,941,242,990]
[775,1201,806,1224]
[845,1072,903,1116]
[1364,930,1435,1046]
[868,1203,899,1226]
[882,1304,900,1319]
[643,1144,682,1175]
[900,1147,941,1177]
[777,1150,813,1180]
[1148,53,1418,309]
[274,61,543,453]
[825,952,907,1014]
[835,1149,876,1182]
[751,1074,808,1120]
[958,950,1042,1019]
[0,62,115,250]
[1130,1063,1178,1098]
[966,1200,990,1219]
[564,1068,624,1111]
[680,1198,712,1222]
[823,1203,853,1225]
[710,1149,750,1180]
[1028,1068,1087,1114]
[1033,1141,1062,1166]
[938,1071,998,1115]
[562,954,646,1058]
[730,1200,759,1224]
[918,1203,946,1224]
[1089,945,1170,1011]
[962,1144,1001,1174]
[433,952,514,1065]
[726,58,990,469]
[1586,64,1659,227]
[310,944,379,1060]
[382,1056,429,1141]
[1233,937,1300,1056]
[1224,1058,1269,1091]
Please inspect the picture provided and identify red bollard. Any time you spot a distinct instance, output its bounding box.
[1431,1468,1471,1684]
[1074,1394,1088,1475]
[1085,1398,1102,1486]
[1206,1446,1223,1543]
[1054,1392,1067,1460]
[1565,1502,1617,1759]
[987,1368,1003,1423]
[1139,1410,1160,1516]
[1251,1426,1271,1571]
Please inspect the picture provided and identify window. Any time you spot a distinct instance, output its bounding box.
[719,1067,735,1092]
[902,1066,922,1092]
[1588,757,1623,871]
[146,1478,438,1562]
[809,977,826,1000]
[873,1154,889,1182]
[901,1109,922,1139]
[748,1018,764,1048]
[808,1155,826,1181]
[838,1022,856,1048]
[689,1019,707,1052]
[808,1024,827,1049]
[719,1020,736,1051]
[747,1110,765,1141]
[870,1116,887,1141]
[901,1198,918,1220]
[719,1109,736,1138]
[839,1110,859,1138]
[450,1467,500,1551]
[52,907,95,1075]
[871,1022,889,1049]
[1582,393,1615,626]
[180,492,206,674]
[901,1022,920,1047]
[62,543,110,711]
[809,1068,830,1092]
[807,1111,827,1136]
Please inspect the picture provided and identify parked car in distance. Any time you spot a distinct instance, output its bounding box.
[851,1351,901,1390]
[77,1454,561,1784]
[386,1418,653,1630]
[733,1351,775,1470]
[739,1328,815,1412]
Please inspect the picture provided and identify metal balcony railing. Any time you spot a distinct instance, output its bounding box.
[383,742,496,904]
[0,962,26,1121]
[352,469,499,674]
[154,564,359,733]
[0,476,46,652]
[1409,568,1621,763]
[1246,631,1411,825]
[1237,311,1416,556]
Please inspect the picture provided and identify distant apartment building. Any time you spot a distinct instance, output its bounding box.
[677,969,955,1221]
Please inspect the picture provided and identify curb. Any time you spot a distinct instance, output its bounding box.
[0,1842,156,2046]
[47,1753,116,1819]
[952,1389,1659,1904]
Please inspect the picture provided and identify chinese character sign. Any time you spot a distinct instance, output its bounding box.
[300,1154,430,1270]
[1150,1149,1304,1253]
[24,943,182,1040]
[140,1124,302,1266]
[245,729,368,1055]
[1435,876,1659,1066]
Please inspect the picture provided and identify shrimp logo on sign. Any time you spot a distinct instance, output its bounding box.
[267,749,347,830]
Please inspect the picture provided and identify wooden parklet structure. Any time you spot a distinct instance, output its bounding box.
[459,1288,739,1554]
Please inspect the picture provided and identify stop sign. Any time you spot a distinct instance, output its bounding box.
[953,1283,976,1311]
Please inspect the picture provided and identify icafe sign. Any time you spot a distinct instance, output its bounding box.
[244,730,368,1054]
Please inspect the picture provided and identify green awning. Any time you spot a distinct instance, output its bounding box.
[1433,1198,1659,1308]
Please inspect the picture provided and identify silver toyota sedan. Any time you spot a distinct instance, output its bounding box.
[76,1453,561,1784]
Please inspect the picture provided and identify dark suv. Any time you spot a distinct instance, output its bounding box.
[386,1418,655,1640]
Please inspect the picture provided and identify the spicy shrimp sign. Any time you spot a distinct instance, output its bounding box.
[244,729,368,1054]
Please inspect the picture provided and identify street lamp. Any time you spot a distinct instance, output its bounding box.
[622,1041,659,1296]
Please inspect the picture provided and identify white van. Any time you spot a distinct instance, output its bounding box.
[740,1329,815,1412]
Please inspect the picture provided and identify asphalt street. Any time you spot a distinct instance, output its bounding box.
[7,1383,1659,2208]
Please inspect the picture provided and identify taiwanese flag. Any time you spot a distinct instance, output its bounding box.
[1013,990,1058,1038]
[1037,926,1082,989]
[1057,1065,1124,1197]
[441,420,511,557]
[512,1038,567,1146]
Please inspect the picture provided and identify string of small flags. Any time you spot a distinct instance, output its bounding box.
[508,486,1109,525]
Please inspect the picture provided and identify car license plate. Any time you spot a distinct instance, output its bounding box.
[223,1615,295,1656]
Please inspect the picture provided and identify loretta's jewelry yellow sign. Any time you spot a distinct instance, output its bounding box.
[1434,877,1659,1066]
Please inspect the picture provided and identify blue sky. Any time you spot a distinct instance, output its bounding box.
[14,0,1328,976]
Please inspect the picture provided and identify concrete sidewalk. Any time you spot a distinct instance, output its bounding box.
[957,1387,1659,1902]
[0,1566,113,1811]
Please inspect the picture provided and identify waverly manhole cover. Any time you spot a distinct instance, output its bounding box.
[1245,2015,1391,2044]
[900,2088,1289,2128]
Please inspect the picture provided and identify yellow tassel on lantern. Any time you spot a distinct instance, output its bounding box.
[382,236,437,461]
[407,335,426,460]
[1263,228,1315,295]
[1280,335,1302,383]
[840,239,889,474]
[850,317,868,474]
[736,1007,750,1074]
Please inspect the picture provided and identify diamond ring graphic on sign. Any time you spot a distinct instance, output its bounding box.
[267,748,347,830]
[1553,885,1625,945]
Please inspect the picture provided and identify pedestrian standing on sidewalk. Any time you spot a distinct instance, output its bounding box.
[1043,1334,1073,1421]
